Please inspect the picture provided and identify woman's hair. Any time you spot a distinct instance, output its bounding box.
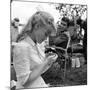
[16,11,56,42]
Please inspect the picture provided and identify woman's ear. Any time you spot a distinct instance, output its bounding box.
[24,17,34,33]
[35,23,41,30]
[28,18,33,31]
[28,16,41,31]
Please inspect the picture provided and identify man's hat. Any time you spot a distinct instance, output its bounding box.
[14,18,19,22]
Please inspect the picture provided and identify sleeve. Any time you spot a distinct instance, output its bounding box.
[13,46,32,85]
[28,46,44,64]
[28,45,50,73]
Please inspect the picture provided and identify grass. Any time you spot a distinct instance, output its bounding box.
[42,56,87,87]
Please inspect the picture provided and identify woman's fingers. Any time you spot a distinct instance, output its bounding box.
[46,54,58,65]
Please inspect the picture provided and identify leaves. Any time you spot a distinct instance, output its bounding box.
[55,4,87,21]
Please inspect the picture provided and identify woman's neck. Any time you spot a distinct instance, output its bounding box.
[29,32,37,44]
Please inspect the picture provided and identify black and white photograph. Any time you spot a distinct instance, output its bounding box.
[10,0,87,90]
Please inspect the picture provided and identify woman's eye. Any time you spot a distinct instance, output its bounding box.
[45,30,51,37]
[48,21,52,25]
[45,32,48,36]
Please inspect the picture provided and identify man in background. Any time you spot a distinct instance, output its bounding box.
[11,18,20,43]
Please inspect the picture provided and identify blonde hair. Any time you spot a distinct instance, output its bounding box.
[16,11,56,42]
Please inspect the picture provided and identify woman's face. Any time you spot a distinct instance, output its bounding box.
[34,27,50,44]
[34,21,56,44]
[14,21,19,28]
[32,11,56,43]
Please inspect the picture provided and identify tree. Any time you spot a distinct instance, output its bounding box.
[55,4,87,24]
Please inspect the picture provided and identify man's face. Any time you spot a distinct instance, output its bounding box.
[57,21,67,34]
[60,21,67,29]
[14,21,19,27]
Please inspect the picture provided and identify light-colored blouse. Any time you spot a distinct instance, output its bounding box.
[11,26,19,42]
[13,37,48,89]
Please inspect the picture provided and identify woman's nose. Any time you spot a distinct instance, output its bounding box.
[50,32,56,36]
[51,23,57,36]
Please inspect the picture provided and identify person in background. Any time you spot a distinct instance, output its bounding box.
[12,11,58,89]
[77,18,87,64]
[47,17,70,68]
[81,19,87,64]
[11,18,20,64]
[11,18,20,43]
[49,17,70,49]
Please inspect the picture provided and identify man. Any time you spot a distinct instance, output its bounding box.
[49,17,69,49]
[11,18,20,43]
[11,18,20,63]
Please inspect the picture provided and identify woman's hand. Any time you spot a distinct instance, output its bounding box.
[45,53,58,66]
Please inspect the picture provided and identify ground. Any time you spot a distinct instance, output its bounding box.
[42,55,87,87]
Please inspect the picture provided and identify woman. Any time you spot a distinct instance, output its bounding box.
[12,11,57,89]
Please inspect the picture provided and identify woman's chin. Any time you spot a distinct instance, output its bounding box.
[37,40,44,44]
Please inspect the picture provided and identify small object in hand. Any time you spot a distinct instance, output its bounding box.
[48,53,58,60]
[46,52,56,57]
[47,53,58,66]
[51,54,58,60]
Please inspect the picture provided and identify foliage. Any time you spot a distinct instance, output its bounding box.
[55,4,87,21]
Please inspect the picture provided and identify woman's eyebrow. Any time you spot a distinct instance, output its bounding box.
[48,18,54,22]
[61,22,67,26]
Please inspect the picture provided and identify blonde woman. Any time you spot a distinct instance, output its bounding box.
[12,11,57,89]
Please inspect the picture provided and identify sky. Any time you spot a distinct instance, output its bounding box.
[11,0,87,32]
[11,1,60,24]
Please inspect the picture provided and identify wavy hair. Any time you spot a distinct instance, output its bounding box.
[16,11,56,42]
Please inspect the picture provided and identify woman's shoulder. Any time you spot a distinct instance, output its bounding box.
[15,41,30,47]
[13,41,30,53]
